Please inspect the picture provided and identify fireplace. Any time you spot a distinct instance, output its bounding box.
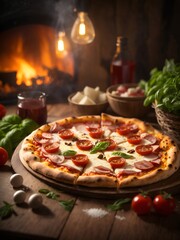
[0,0,76,104]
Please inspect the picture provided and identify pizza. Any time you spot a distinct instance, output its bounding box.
[19,113,180,188]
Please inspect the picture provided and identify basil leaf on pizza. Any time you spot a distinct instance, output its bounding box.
[112,151,133,159]
[62,150,77,156]
[90,141,110,154]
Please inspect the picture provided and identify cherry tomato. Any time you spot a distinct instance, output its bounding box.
[108,156,126,169]
[44,143,59,153]
[0,104,6,119]
[76,139,93,151]
[127,135,142,145]
[59,129,74,139]
[0,147,9,166]
[99,139,116,151]
[116,124,138,135]
[131,193,153,215]
[153,193,176,215]
[72,154,89,167]
[87,127,103,139]
[135,145,153,155]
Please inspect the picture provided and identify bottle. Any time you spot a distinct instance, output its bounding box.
[110,36,135,85]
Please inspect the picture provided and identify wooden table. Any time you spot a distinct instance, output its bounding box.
[1,103,180,240]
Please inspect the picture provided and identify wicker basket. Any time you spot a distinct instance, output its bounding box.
[154,103,180,144]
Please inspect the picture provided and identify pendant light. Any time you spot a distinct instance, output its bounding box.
[71,0,95,45]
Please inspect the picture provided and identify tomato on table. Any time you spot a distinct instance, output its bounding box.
[108,156,126,169]
[153,192,176,215]
[72,154,89,167]
[0,104,6,119]
[87,127,103,139]
[0,147,9,166]
[44,142,59,153]
[135,145,153,155]
[76,139,93,151]
[59,129,74,139]
[131,193,153,215]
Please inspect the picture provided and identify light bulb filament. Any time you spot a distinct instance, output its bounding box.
[79,23,86,35]
[58,39,64,52]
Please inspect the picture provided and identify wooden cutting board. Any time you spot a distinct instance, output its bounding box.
[11,143,180,199]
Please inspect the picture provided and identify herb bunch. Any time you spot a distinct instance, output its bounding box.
[140,59,180,115]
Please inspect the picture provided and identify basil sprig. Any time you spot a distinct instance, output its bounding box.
[107,198,131,211]
[112,151,133,159]
[90,141,110,154]
[0,201,16,219]
[39,188,75,211]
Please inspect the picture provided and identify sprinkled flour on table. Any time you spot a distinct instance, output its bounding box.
[115,215,126,221]
[83,208,109,218]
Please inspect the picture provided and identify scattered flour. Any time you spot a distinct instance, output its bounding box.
[115,215,126,221]
[83,208,109,218]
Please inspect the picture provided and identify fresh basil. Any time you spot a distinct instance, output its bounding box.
[112,151,133,159]
[62,150,77,156]
[59,199,75,211]
[0,201,15,219]
[90,141,110,154]
[107,198,131,211]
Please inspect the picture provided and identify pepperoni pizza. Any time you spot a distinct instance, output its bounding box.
[19,114,180,188]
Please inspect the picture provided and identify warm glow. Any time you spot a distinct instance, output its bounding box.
[0,25,74,90]
[79,23,86,35]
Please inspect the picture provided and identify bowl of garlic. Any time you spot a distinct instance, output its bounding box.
[68,86,108,116]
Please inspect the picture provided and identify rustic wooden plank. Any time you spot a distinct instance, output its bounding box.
[59,197,116,240]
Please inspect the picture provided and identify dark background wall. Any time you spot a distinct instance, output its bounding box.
[75,0,180,90]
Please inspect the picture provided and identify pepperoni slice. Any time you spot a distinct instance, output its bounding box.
[116,124,139,135]
[135,145,153,156]
[76,139,93,151]
[108,156,126,169]
[127,135,142,145]
[142,133,157,145]
[59,129,74,139]
[134,160,154,171]
[71,154,89,167]
[87,127,103,139]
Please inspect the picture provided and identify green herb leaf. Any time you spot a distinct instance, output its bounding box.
[59,199,75,211]
[39,189,50,194]
[0,201,15,219]
[90,141,110,154]
[107,198,131,211]
[112,151,133,159]
[63,150,77,156]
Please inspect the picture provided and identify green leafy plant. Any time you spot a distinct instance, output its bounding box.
[0,201,16,219]
[107,198,131,211]
[141,59,180,115]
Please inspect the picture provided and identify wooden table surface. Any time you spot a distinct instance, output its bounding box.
[0,103,180,240]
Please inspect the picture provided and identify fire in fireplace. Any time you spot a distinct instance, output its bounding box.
[0,0,76,104]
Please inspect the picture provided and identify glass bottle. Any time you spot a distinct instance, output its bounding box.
[110,36,135,85]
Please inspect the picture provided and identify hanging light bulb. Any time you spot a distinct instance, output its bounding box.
[56,31,69,57]
[71,0,95,45]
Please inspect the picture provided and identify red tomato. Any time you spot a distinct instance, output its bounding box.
[153,193,176,215]
[131,193,153,215]
[0,147,9,166]
[0,104,6,119]
[72,154,89,167]
[108,156,126,169]
[76,140,93,151]
[127,135,142,145]
[135,145,153,155]
[59,129,74,139]
[116,124,139,136]
[44,143,59,153]
[100,139,116,151]
[87,127,103,139]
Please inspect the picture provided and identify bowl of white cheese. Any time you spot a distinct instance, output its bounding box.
[68,86,108,116]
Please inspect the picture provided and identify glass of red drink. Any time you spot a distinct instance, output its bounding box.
[17,91,47,125]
